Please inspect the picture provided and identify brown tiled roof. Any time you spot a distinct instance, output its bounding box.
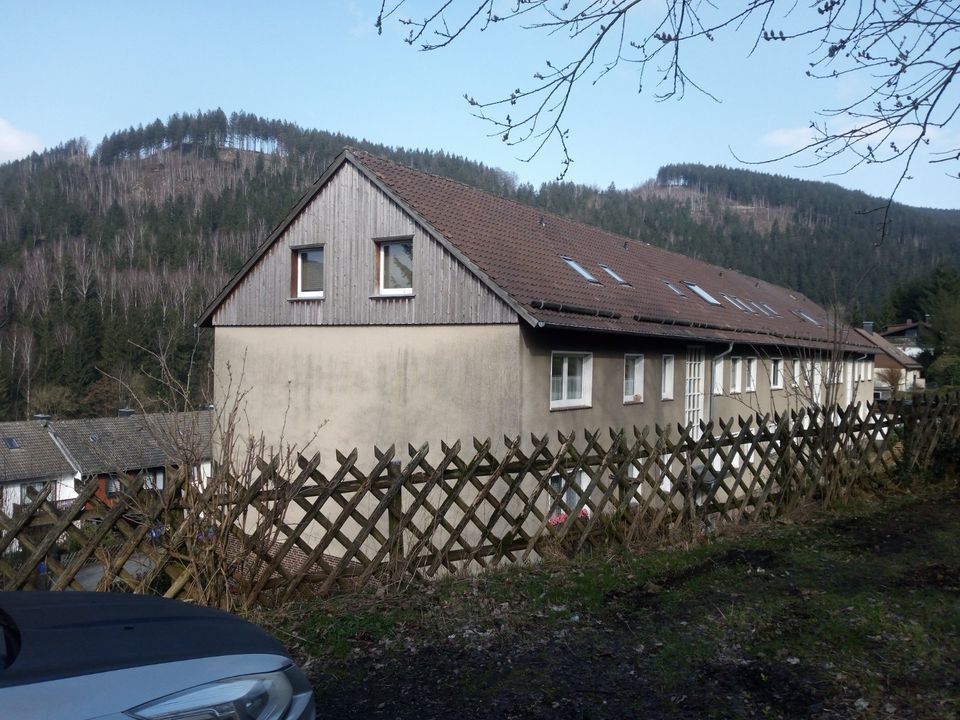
[879,320,925,337]
[200,149,873,353]
[853,329,923,370]
[0,421,75,484]
[351,150,871,352]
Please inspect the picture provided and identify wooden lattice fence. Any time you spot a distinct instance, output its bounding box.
[2,394,959,606]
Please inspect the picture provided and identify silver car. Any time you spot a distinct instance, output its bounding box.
[0,591,315,720]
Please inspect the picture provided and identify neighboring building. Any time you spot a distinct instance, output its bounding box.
[0,411,213,518]
[855,325,925,399]
[878,319,930,359]
[0,420,77,517]
[52,411,214,508]
[199,149,876,463]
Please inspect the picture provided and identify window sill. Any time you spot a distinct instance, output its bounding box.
[550,403,592,412]
[661,397,674,402]
[623,399,644,406]
[370,293,415,300]
[288,296,325,302]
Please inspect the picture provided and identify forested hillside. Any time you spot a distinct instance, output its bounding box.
[0,109,957,421]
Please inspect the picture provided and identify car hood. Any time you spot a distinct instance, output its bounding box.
[0,592,287,687]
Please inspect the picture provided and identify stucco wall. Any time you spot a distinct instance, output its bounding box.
[517,327,876,443]
[214,325,524,466]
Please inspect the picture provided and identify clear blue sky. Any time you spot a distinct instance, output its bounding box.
[1,1,957,209]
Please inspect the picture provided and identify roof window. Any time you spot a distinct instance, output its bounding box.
[761,303,779,316]
[598,263,629,285]
[721,294,752,312]
[561,256,599,284]
[683,281,722,306]
[664,281,686,296]
[750,301,773,316]
[793,309,822,327]
[3,437,21,450]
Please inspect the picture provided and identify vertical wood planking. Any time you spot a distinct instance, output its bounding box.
[212,163,517,327]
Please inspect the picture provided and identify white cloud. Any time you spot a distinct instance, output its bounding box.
[759,126,816,154]
[0,118,42,163]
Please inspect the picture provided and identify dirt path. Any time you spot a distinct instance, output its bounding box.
[297,486,960,719]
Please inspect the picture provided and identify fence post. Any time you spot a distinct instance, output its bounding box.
[387,459,404,566]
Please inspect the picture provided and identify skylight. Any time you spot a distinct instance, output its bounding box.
[721,294,752,312]
[598,263,629,285]
[3,437,20,450]
[664,281,686,296]
[683,281,722,306]
[561,256,599,284]
[793,309,822,327]
[751,302,773,316]
[761,303,779,316]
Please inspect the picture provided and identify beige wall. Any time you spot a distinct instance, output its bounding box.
[215,323,876,466]
[214,325,523,466]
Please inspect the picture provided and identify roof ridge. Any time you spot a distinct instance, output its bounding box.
[348,149,819,305]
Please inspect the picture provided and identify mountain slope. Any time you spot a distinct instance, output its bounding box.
[0,109,957,420]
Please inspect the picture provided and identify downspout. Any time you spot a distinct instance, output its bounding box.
[708,343,735,428]
[852,352,868,403]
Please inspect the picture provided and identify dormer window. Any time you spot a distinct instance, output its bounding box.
[598,263,629,285]
[293,246,325,299]
[561,256,599,284]
[683,281,722,306]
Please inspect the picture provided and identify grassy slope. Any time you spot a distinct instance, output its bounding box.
[266,480,960,719]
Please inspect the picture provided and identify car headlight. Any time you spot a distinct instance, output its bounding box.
[125,670,294,720]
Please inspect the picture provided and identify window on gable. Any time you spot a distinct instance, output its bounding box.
[561,256,599,284]
[770,358,784,389]
[661,354,675,400]
[599,263,630,285]
[730,356,743,393]
[624,354,644,403]
[292,247,324,299]
[378,239,414,296]
[550,352,593,409]
[746,357,758,392]
[683,281,722,306]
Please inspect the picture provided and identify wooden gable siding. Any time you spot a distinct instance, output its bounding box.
[211,163,517,327]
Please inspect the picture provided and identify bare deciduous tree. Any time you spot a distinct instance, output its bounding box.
[379,1,960,205]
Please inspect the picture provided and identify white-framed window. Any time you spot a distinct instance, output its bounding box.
[139,469,164,491]
[623,354,644,403]
[294,246,324,298]
[19,481,45,505]
[812,361,823,404]
[793,359,803,387]
[746,357,758,392]
[770,358,783,390]
[730,356,743,393]
[661,354,675,400]
[550,352,592,409]
[712,356,724,395]
[548,471,591,520]
[378,239,413,296]
[865,360,874,381]
[105,474,122,498]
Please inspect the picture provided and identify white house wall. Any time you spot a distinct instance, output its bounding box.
[211,162,517,327]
